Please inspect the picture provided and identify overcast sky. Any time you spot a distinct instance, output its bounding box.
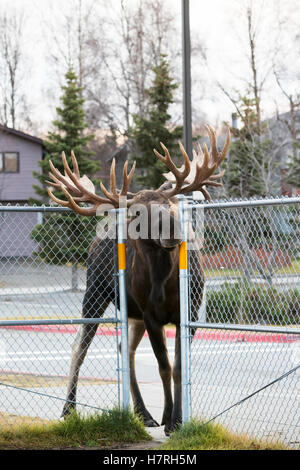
[1,0,299,133]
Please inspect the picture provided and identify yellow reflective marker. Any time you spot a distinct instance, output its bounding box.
[179,241,188,270]
[118,243,126,270]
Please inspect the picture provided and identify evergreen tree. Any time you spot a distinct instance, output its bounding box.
[31,68,99,202]
[31,69,99,286]
[130,55,182,189]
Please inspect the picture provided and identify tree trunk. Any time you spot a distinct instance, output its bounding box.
[72,262,79,291]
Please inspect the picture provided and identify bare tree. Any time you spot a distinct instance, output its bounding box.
[268,0,300,187]
[39,0,206,139]
[246,3,262,132]
[220,0,282,130]
[272,0,300,163]
[274,72,300,161]
[85,0,181,134]
[40,0,97,87]
[0,9,26,128]
[210,0,296,287]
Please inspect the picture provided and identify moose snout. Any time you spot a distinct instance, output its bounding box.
[148,203,183,249]
[159,216,182,250]
[160,237,182,251]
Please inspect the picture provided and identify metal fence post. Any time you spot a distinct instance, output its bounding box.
[178,196,191,424]
[117,207,130,410]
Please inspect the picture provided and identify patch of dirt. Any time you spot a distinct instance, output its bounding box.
[0,411,51,427]
[105,440,162,451]
[0,371,114,388]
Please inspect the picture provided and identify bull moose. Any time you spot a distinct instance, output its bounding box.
[47,125,230,434]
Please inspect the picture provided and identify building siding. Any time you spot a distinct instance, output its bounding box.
[0,129,43,257]
[0,131,42,201]
[0,211,39,257]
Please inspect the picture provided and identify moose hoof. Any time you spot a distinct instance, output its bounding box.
[136,408,159,427]
[164,420,181,436]
[61,405,75,419]
[144,417,160,428]
[164,425,171,436]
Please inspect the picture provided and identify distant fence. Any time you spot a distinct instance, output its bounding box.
[179,196,300,448]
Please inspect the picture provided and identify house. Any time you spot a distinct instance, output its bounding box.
[0,125,44,257]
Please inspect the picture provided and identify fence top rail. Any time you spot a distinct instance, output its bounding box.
[185,196,300,210]
[0,318,118,327]
[0,196,299,212]
[188,322,300,336]
[0,204,72,213]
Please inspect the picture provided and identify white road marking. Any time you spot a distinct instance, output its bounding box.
[0,344,290,364]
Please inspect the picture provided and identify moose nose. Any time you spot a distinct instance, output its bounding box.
[160,237,182,250]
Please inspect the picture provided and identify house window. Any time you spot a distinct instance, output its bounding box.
[0,152,19,173]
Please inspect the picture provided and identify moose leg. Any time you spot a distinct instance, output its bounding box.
[61,322,98,417]
[171,325,197,430]
[127,319,159,427]
[143,316,173,435]
[171,326,182,430]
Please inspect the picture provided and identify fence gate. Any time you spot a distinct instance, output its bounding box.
[179,196,300,448]
[0,205,129,426]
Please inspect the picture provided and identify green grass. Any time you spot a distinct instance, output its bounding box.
[0,412,291,450]
[0,408,151,450]
[159,420,287,450]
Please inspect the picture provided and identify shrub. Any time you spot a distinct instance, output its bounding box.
[31,213,98,266]
[206,283,300,325]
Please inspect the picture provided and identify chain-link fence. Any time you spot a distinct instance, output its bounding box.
[0,205,128,427]
[0,198,299,448]
[182,197,300,448]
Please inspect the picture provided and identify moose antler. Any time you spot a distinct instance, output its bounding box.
[153,141,191,196]
[47,124,229,214]
[99,158,136,206]
[46,151,136,215]
[156,125,230,200]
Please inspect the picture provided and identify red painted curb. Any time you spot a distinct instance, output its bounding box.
[1,324,299,343]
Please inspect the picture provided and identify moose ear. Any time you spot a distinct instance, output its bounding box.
[157,181,173,192]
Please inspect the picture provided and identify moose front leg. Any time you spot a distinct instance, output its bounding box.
[126,319,159,427]
[143,314,173,435]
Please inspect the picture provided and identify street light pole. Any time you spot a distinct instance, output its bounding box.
[182,0,192,159]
